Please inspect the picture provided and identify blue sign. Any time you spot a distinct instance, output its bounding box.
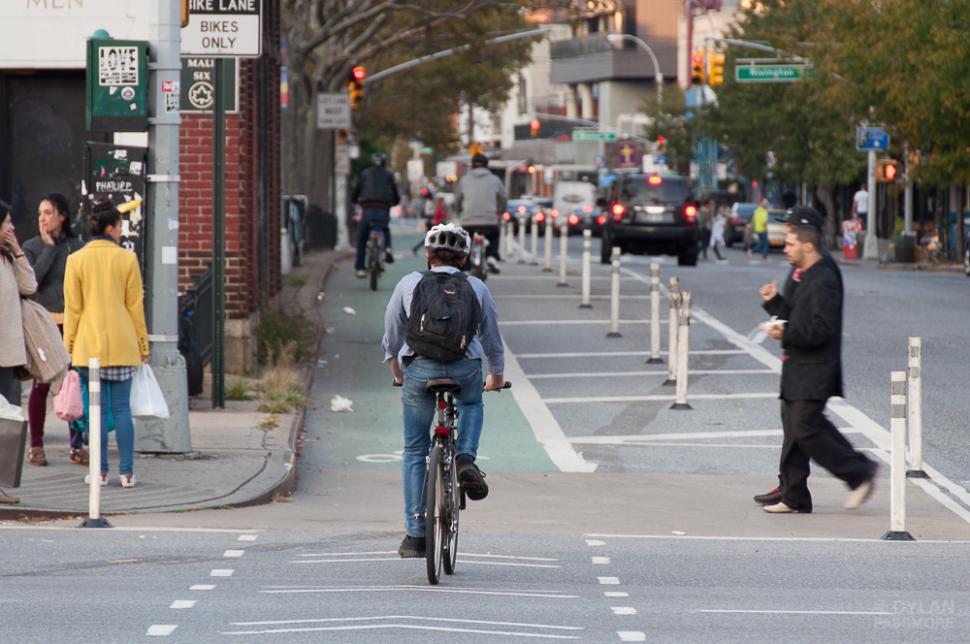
[856,127,890,152]
[654,154,669,166]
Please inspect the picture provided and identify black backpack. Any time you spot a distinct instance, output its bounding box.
[406,271,482,362]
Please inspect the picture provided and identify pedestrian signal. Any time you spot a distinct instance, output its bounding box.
[876,158,900,183]
[691,51,706,86]
[347,66,365,110]
[708,51,725,86]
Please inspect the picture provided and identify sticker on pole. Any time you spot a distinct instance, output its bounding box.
[98,46,140,86]
[181,0,262,58]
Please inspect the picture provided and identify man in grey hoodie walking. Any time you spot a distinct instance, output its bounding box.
[455,153,506,274]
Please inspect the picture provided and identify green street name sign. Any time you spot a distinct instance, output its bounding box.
[573,130,618,142]
[735,64,814,83]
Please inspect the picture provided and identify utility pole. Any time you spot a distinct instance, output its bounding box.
[139,0,191,452]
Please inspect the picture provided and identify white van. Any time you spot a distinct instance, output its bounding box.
[553,181,598,234]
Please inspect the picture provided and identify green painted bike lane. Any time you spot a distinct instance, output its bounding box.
[308,231,556,473]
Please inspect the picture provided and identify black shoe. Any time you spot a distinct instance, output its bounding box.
[486,259,501,275]
[384,250,395,264]
[456,454,488,501]
[398,535,426,558]
[754,486,783,505]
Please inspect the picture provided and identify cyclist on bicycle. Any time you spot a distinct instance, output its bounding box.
[352,152,400,278]
[382,223,506,558]
[456,153,506,275]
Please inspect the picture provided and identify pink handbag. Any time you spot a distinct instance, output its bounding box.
[53,370,84,422]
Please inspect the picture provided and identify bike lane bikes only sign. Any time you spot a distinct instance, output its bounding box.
[182,0,262,58]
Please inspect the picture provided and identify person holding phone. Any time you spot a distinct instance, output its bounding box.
[0,199,38,505]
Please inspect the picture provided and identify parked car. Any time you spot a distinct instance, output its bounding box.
[603,173,699,266]
[766,210,788,248]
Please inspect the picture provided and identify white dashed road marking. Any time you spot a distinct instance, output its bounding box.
[598,576,621,585]
[238,534,258,541]
[223,549,245,558]
[170,600,196,609]
[611,607,637,615]
[617,631,647,642]
[605,592,629,598]
[190,584,216,591]
[591,556,610,565]
[146,625,178,636]
[210,569,234,577]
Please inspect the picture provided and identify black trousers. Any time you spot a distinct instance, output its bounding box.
[462,225,500,261]
[779,399,873,510]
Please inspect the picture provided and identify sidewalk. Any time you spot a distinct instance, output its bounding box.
[834,238,965,273]
[0,248,343,519]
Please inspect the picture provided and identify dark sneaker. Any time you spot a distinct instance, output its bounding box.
[486,258,501,275]
[753,486,783,505]
[384,250,395,264]
[456,455,488,501]
[398,535,426,558]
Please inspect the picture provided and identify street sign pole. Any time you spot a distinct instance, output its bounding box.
[139,0,191,453]
[212,58,227,408]
[865,149,878,259]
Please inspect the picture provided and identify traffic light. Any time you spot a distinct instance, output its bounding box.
[876,158,901,182]
[691,50,706,86]
[708,51,726,86]
[530,118,541,138]
[347,65,365,110]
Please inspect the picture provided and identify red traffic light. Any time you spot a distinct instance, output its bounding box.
[884,163,897,181]
[657,135,666,145]
[351,66,366,81]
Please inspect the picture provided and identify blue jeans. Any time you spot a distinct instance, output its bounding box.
[401,358,484,537]
[96,378,134,476]
[753,232,769,258]
[354,207,391,270]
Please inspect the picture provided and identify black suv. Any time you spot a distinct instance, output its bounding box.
[603,174,699,265]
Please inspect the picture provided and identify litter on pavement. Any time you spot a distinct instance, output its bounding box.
[330,395,354,412]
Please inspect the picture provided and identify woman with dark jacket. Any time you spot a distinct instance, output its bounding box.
[22,193,85,467]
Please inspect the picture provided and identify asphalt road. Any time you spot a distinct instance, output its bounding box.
[5,221,970,644]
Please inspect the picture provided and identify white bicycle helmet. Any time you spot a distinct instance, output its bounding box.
[424,223,471,256]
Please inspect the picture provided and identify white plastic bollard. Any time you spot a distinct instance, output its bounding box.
[883,371,914,541]
[647,262,662,364]
[906,337,926,478]
[607,246,622,338]
[557,220,569,287]
[579,228,593,309]
[670,292,692,410]
[81,358,111,528]
[517,214,527,264]
[542,216,553,272]
[504,220,514,258]
[664,277,681,385]
[529,218,539,265]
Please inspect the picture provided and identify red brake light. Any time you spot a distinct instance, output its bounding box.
[536,212,546,223]
[596,215,607,225]
[517,205,526,214]
[568,214,580,225]
[502,212,511,221]
[551,208,559,218]
[684,205,698,225]
[648,175,663,186]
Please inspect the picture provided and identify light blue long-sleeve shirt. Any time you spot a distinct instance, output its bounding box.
[382,266,505,375]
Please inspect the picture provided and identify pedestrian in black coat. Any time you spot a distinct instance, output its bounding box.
[758,209,877,513]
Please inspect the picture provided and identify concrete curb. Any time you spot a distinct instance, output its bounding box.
[248,248,350,506]
[836,258,965,273]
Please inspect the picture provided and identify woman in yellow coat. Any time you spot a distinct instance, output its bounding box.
[64,198,149,488]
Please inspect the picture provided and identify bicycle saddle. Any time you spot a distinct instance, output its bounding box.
[425,378,462,394]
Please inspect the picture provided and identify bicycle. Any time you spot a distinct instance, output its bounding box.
[364,224,386,291]
[417,378,511,585]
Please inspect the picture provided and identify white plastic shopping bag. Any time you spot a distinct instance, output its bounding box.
[130,364,171,419]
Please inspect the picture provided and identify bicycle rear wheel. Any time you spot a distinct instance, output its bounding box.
[425,446,445,585]
[442,454,460,575]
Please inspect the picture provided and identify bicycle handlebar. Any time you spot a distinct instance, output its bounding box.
[390,380,512,391]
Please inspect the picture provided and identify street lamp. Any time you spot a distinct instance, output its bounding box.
[606,33,663,101]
